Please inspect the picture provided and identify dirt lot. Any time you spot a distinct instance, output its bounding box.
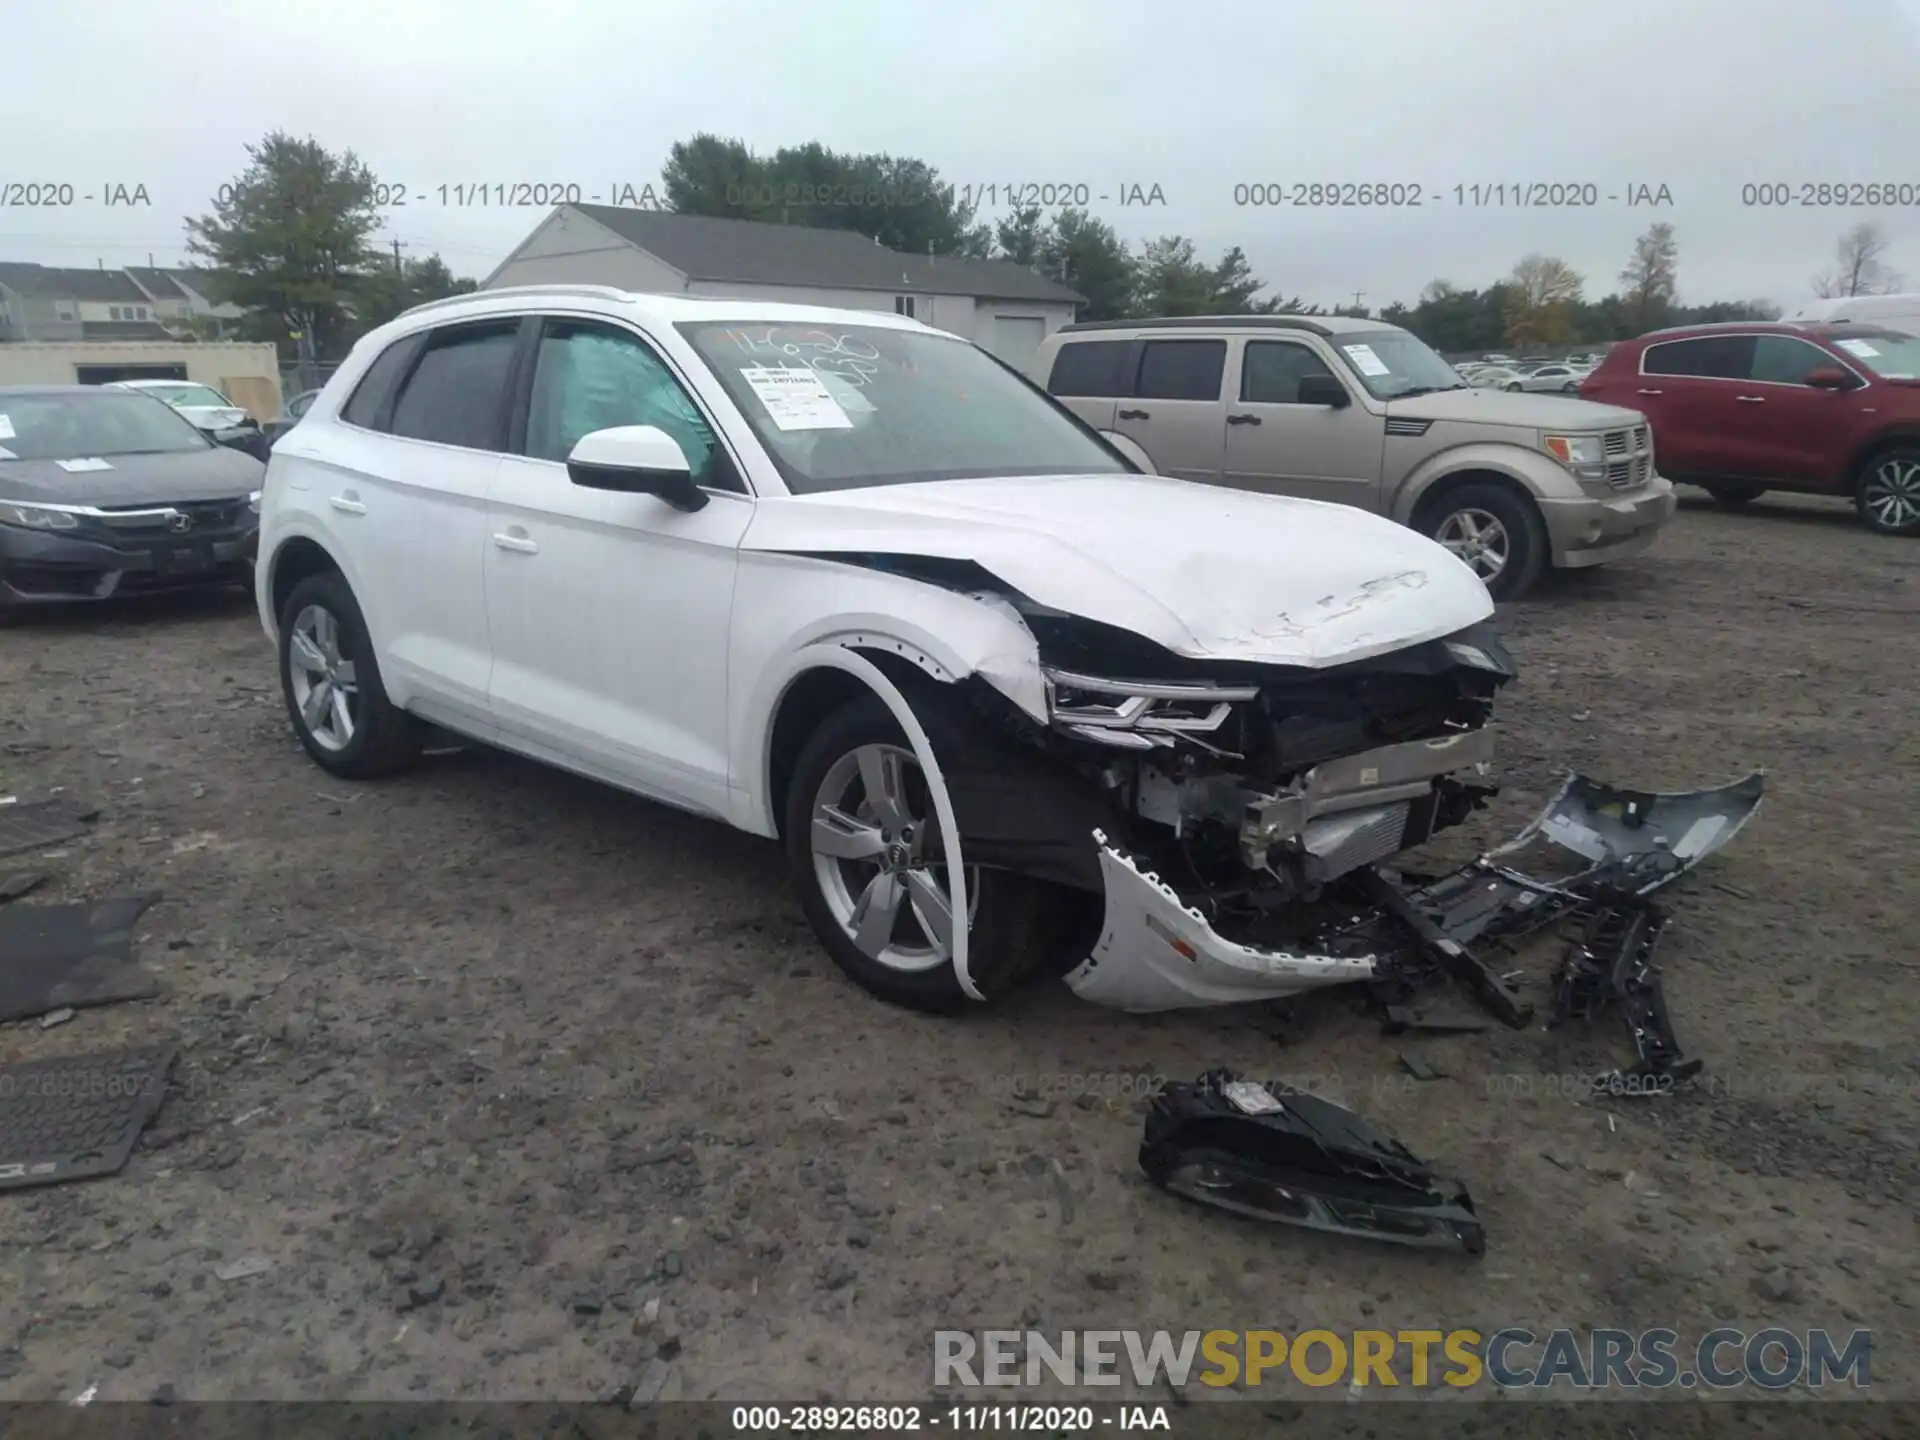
[0,492,1915,1411]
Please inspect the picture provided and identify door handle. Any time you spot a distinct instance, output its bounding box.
[1118,408,1150,420]
[1636,388,1663,396]
[328,495,366,514]
[1226,413,1261,426]
[492,532,539,554]
[1735,395,1765,403]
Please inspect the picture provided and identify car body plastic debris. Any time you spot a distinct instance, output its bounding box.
[0,1047,174,1192]
[1552,895,1703,1092]
[1140,1069,1485,1255]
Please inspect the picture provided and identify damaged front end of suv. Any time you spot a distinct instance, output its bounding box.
[937,603,1518,1012]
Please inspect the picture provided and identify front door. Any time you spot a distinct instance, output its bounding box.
[485,315,752,818]
[1112,338,1227,482]
[1729,335,1854,484]
[1221,338,1383,508]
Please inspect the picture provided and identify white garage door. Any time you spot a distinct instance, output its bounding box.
[990,316,1047,372]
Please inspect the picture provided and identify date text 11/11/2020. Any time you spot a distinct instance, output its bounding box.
[1232,181,1675,208]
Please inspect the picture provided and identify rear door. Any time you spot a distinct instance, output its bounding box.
[1113,338,1227,481]
[1221,337,1383,507]
[1040,337,1128,432]
[1635,334,1756,478]
[323,318,519,735]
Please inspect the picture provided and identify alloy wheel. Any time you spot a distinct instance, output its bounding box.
[1862,457,1920,532]
[1435,507,1511,581]
[287,603,359,752]
[810,742,977,973]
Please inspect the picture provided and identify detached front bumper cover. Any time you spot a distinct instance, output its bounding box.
[1141,1069,1485,1255]
[1063,833,1376,1012]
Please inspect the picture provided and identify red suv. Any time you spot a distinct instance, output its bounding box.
[1580,322,1920,535]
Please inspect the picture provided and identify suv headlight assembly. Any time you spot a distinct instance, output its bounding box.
[1542,433,1607,481]
[0,500,80,531]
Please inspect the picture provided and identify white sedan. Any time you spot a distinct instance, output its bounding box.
[255,286,1514,1015]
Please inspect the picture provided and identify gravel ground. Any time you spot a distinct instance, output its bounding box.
[0,492,1915,1411]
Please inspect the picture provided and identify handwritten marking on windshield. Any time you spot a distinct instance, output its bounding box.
[719,328,882,387]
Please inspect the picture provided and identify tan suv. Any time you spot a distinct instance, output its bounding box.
[1032,316,1677,599]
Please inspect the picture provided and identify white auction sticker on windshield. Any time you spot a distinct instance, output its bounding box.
[0,414,14,439]
[740,365,854,431]
[1835,339,1880,358]
[55,457,114,472]
[1342,343,1392,377]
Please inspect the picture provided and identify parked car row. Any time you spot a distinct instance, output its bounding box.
[1580,321,1920,535]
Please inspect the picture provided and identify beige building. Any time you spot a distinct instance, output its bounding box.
[0,341,283,418]
[485,205,1083,373]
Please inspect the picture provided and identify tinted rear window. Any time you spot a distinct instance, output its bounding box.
[1136,340,1225,401]
[388,322,520,450]
[1046,340,1132,397]
[1642,336,1756,379]
[341,335,422,429]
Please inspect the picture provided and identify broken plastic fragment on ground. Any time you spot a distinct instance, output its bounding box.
[1140,1069,1485,1254]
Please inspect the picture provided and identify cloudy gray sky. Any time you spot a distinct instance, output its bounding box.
[6,0,1919,310]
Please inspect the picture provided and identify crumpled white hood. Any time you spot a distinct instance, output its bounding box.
[743,473,1493,667]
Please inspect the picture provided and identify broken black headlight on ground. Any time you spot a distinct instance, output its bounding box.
[1140,1069,1485,1255]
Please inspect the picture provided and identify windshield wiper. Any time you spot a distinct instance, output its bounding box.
[1389,384,1467,399]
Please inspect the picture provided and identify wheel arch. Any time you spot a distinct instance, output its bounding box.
[758,644,982,1000]
[1845,429,1920,492]
[266,533,344,631]
[1403,465,1546,530]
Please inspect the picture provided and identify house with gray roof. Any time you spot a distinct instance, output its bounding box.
[0,262,246,342]
[485,204,1084,371]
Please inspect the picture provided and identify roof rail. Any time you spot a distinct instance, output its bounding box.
[1060,314,1335,336]
[398,283,636,319]
[1637,318,1799,337]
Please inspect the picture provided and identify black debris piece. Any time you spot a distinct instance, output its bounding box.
[1398,1053,1445,1082]
[0,893,163,1022]
[1379,1004,1489,1037]
[0,1046,175,1191]
[1358,868,1534,1029]
[0,801,95,860]
[1551,895,1703,1092]
[0,871,50,904]
[1140,1069,1485,1255]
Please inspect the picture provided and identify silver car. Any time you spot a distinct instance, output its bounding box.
[1501,363,1589,394]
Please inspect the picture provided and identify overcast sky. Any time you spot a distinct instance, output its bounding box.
[5,0,1918,310]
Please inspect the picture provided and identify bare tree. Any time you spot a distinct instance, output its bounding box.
[1620,222,1679,324]
[1813,222,1904,298]
[1504,254,1583,345]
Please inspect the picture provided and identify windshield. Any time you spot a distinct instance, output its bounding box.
[0,391,214,461]
[141,383,232,408]
[678,321,1131,494]
[1830,332,1920,379]
[1328,330,1468,399]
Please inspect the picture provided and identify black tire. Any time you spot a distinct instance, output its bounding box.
[1704,482,1766,506]
[276,570,424,778]
[1504,381,1522,392]
[784,694,1052,1014]
[1418,482,1548,602]
[1855,446,1920,536]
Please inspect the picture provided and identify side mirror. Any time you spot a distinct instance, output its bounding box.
[566,425,708,511]
[1297,374,1351,408]
[1805,367,1854,392]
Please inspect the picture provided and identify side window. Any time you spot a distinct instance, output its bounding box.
[1748,336,1835,385]
[1136,340,1226,401]
[1046,340,1131,397]
[388,321,521,450]
[341,334,425,430]
[523,319,727,488]
[1641,336,1756,379]
[1241,341,1337,404]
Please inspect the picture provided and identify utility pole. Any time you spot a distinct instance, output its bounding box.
[1350,289,1367,312]
[391,237,406,273]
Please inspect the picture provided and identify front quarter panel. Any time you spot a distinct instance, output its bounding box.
[726,550,1046,836]
[1389,439,1581,524]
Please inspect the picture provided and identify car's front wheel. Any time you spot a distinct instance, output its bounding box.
[785,695,1051,1013]
[1856,447,1920,536]
[277,571,424,777]
[1421,483,1547,601]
